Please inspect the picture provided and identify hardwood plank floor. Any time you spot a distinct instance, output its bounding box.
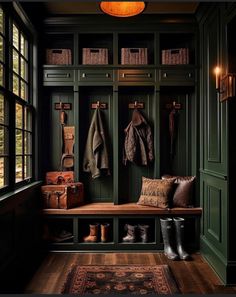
[25,252,236,294]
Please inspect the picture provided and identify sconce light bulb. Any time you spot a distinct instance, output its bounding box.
[214,66,221,75]
[214,66,221,90]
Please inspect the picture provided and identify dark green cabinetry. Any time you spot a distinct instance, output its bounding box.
[43,213,200,252]
[41,15,199,252]
[198,2,236,285]
[79,69,114,82]
[44,69,75,83]
[158,68,195,86]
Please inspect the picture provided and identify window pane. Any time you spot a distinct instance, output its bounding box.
[15,156,23,182]
[24,107,32,131]
[24,155,32,179]
[24,132,32,154]
[21,58,28,81]
[0,157,7,187]
[13,49,19,74]
[13,23,19,49]
[0,126,8,155]
[21,34,28,59]
[0,35,3,62]
[16,103,23,128]
[0,93,4,123]
[0,64,3,86]
[20,80,27,100]
[15,129,23,154]
[13,73,19,96]
[0,8,3,35]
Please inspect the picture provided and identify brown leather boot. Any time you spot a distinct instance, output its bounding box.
[101,223,110,243]
[83,223,99,242]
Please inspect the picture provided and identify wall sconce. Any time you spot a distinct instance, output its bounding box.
[214,66,236,102]
[214,66,221,91]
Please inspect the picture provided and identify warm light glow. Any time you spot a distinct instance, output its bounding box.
[214,66,221,90]
[214,66,221,76]
[100,2,146,17]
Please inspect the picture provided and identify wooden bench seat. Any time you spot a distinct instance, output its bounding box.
[42,202,202,215]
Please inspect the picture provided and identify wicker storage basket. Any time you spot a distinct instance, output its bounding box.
[46,49,72,65]
[121,48,148,65]
[82,48,108,65]
[162,48,189,65]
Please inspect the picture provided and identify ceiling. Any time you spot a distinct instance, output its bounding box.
[45,2,199,15]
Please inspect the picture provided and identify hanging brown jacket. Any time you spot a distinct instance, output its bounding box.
[123,109,154,166]
[83,108,110,178]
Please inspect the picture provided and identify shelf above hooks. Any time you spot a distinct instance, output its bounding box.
[128,101,144,109]
[91,101,108,109]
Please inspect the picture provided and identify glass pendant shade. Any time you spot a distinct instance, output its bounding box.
[100,2,146,17]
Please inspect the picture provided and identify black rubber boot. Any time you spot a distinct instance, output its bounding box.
[160,218,179,260]
[138,224,150,243]
[122,224,138,243]
[173,217,190,260]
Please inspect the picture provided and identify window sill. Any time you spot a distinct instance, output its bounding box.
[0,180,43,210]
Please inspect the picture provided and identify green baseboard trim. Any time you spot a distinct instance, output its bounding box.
[201,236,227,284]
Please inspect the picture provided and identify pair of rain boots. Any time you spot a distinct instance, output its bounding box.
[160,217,190,260]
[83,223,110,243]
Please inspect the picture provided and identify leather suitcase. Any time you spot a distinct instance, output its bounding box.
[41,182,84,209]
[46,171,74,185]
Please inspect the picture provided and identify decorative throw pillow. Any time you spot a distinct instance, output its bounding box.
[162,175,196,207]
[137,177,175,209]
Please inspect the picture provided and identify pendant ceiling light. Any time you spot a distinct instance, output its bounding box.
[100,1,146,18]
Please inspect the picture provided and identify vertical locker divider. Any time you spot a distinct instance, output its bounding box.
[73,216,79,243]
[113,216,119,245]
[113,88,119,205]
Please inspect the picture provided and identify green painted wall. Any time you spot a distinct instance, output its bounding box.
[198,2,236,285]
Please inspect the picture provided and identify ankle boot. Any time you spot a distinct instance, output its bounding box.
[138,224,149,243]
[122,224,137,243]
[173,217,190,260]
[101,223,110,243]
[83,223,99,243]
[160,218,179,260]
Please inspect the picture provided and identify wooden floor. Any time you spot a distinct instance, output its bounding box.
[25,252,236,294]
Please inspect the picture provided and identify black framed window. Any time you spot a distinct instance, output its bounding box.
[0,4,34,191]
[11,21,29,100]
[0,92,9,187]
[15,104,32,182]
[0,7,5,87]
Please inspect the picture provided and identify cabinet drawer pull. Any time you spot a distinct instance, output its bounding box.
[82,72,110,78]
[163,72,167,78]
[122,72,151,78]
[46,73,70,78]
[188,73,192,78]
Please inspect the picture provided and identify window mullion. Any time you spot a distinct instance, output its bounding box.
[8,94,15,188]
[22,106,25,180]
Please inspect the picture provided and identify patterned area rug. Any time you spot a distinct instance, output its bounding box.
[61,265,180,294]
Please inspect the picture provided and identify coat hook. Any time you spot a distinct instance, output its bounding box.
[91,101,107,109]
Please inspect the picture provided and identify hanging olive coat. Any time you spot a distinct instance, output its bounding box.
[83,109,110,178]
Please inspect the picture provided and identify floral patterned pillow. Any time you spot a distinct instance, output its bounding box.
[137,177,175,209]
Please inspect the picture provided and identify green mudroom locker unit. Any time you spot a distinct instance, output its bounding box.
[1,1,236,294]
